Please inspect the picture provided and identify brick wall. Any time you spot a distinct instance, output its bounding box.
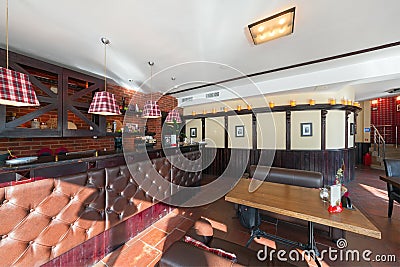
[371,96,398,144]
[1,85,177,157]
[146,93,178,148]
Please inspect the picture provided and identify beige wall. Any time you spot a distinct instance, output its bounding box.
[326,110,345,149]
[185,119,202,142]
[356,101,371,143]
[291,110,321,150]
[228,114,252,149]
[205,117,225,148]
[257,112,285,149]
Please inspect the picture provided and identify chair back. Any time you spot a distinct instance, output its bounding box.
[383,159,400,177]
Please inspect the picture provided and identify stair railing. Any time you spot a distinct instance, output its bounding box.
[371,124,386,160]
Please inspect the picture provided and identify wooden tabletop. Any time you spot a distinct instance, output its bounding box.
[225,178,381,239]
[380,175,400,188]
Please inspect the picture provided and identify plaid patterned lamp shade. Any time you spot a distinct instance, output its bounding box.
[142,100,161,118]
[88,91,121,115]
[0,67,40,106]
[165,109,182,123]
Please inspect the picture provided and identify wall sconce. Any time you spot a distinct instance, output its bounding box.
[269,101,275,108]
[341,98,347,105]
[192,111,196,116]
[290,100,296,107]
[329,98,336,105]
[237,105,242,111]
[212,108,217,114]
[224,107,228,112]
[371,99,378,105]
[354,101,360,107]
[248,7,296,45]
[247,105,252,110]
[202,109,207,115]
[309,99,315,106]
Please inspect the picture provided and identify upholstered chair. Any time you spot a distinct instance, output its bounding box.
[383,159,400,218]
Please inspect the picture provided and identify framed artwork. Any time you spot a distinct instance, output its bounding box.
[350,123,355,135]
[300,123,312,137]
[235,125,245,137]
[190,127,197,138]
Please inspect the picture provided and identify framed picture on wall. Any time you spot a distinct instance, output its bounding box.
[190,127,197,138]
[300,122,312,137]
[235,125,245,137]
[350,123,355,135]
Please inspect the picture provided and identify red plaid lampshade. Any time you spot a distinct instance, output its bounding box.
[0,67,40,106]
[142,100,161,118]
[165,109,182,123]
[88,91,121,115]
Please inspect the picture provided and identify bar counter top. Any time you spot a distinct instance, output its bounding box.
[0,144,201,181]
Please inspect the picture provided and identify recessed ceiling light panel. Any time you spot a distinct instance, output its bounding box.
[248,7,295,45]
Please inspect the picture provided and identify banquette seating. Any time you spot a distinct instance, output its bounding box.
[158,218,296,267]
[0,151,202,266]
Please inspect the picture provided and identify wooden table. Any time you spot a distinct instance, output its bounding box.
[380,175,400,188]
[225,179,381,256]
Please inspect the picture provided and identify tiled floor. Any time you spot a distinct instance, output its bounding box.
[94,166,400,266]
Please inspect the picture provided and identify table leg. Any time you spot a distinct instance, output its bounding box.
[306,221,321,267]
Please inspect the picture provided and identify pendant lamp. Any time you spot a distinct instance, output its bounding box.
[165,109,182,123]
[142,62,161,118]
[88,37,121,115]
[0,0,39,107]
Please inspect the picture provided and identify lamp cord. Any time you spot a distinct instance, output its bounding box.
[6,0,9,69]
[150,63,153,102]
[104,41,107,92]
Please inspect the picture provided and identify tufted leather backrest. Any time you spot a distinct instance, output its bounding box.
[0,151,202,266]
[170,152,202,186]
[105,165,153,228]
[0,170,106,267]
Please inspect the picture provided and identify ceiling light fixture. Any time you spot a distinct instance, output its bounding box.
[88,37,121,115]
[142,62,161,118]
[0,0,39,107]
[248,7,295,45]
[165,109,182,123]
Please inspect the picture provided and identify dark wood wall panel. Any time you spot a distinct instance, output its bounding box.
[202,148,356,186]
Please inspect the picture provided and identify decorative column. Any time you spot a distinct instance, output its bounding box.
[286,110,291,151]
[321,109,328,150]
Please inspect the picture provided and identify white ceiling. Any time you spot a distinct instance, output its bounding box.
[1,0,400,105]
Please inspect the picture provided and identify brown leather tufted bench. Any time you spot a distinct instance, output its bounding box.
[0,150,203,266]
[159,218,296,267]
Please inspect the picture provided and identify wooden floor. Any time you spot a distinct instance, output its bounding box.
[94,166,400,266]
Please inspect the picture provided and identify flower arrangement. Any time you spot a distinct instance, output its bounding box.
[334,160,345,185]
[334,159,349,197]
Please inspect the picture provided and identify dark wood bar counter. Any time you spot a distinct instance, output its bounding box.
[0,144,201,182]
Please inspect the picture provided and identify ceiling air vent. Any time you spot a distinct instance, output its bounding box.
[182,96,193,103]
[386,88,400,94]
[206,91,220,98]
